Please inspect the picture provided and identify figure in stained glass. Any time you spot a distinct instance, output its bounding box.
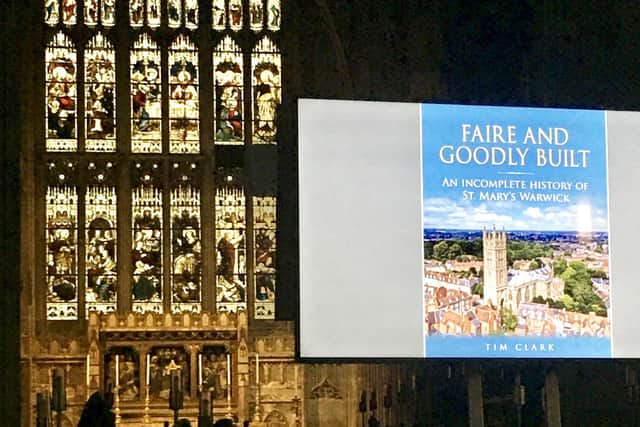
[185,0,198,28]
[250,0,263,31]
[130,0,144,26]
[214,37,244,144]
[171,185,202,312]
[102,0,116,25]
[85,0,98,25]
[148,0,161,27]
[254,196,276,319]
[62,0,76,24]
[131,35,162,153]
[132,185,162,312]
[46,186,78,320]
[216,185,246,311]
[267,0,280,30]
[168,0,181,27]
[212,0,225,29]
[169,36,199,153]
[86,35,116,151]
[45,0,60,24]
[229,0,242,30]
[252,37,281,144]
[46,33,77,151]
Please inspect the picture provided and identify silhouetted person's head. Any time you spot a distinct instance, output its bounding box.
[77,392,115,427]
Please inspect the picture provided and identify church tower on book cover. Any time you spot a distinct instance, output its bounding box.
[483,227,508,307]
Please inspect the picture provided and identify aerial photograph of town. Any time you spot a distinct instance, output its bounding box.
[423,226,610,339]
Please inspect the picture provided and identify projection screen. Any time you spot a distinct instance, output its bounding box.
[299,99,640,359]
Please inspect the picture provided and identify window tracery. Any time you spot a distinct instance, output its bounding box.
[40,0,282,321]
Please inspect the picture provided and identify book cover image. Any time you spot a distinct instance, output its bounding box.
[421,104,611,358]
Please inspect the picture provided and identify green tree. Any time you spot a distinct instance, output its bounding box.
[433,241,449,261]
[553,258,567,276]
[501,307,517,333]
[529,260,540,270]
[447,242,463,260]
[472,281,484,297]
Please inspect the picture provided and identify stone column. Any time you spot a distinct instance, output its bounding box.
[467,366,484,427]
[545,369,562,427]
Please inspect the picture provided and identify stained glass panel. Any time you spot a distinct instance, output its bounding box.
[216,184,246,312]
[212,0,226,30]
[46,32,77,152]
[85,0,98,26]
[148,0,161,28]
[185,0,198,29]
[45,0,60,25]
[46,186,78,320]
[171,185,201,313]
[102,0,116,26]
[85,33,116,152]
[252,37,281,144]
[229,0,242,31]
[267,0,281,31]
[214,36,243,145]
[85,186,117,315]
[130,0,144,27]
[168,0,182,28]
[62,0,77,25]
[253,196,276,319]
[132,185,163,314]
[249,0,264,32]
[149,347,190,400]
[169,35,199,153]
[131,35,162,153]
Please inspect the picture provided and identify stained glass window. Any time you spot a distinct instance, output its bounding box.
[131,34,162,153]
[85,0,98,26]
[267,0,281,31]
[249,0,264,32]
[214,36,243,145]
[185,0,198,29]
[85,33,116,152]
[46,184,78,320]
[168,0,182,28]
[62,0,77,25]
[171,176,201,314]
[45,0,60,25]
[85,184,117,315]
[252,36,281,144]
[149,347,190,400]
[102,0,116,26]
[254,196,276,319]
[132,163,163,314]
[148,0,161,27]
[46,32,77,152]
[216,176,246,313]
[229,0,242,31]
[212,0,226,30]
[169,35,199,153]
[130,0,144,27]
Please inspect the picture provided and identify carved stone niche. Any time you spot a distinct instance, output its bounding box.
[263,409,288,427]
[310,377,342,400]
